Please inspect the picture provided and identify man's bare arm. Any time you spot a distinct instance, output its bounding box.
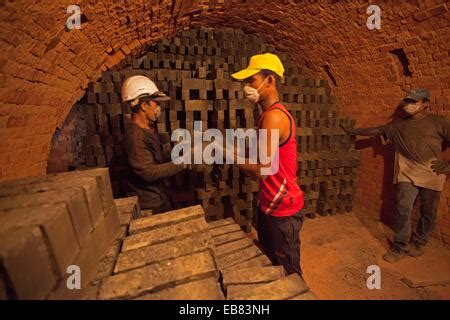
[236,109,289,180]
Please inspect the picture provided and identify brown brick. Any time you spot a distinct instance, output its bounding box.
[222,266,285,289]
[92,239,122,282]
[210,223,242,237]
[0,177,103,228]
[39,177,103,225]
[208,217,235,229]
[114,196,139,208]
[224,254,272,270]
[122,217,210,252]
[136,277,224,300]
[50,168,117,217]
[213,230,248,246]
[227,273,309,300]
[114,232,214,274]
[70,205,121,288]
[129,205,204,235]
[114,196,141,219]
[217,245,265,270]
[214,237,254,258]
[119,212,132,226]
[47,217,123,299]
[0,189,93,246]
[98,251,218,300]
[0,227,57,299]
[0,169,114,221]
[0,203,79,278]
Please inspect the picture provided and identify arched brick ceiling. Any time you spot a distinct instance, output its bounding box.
[0,0,448,196]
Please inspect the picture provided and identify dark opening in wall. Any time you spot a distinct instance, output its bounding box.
[390,48,412,77]
[321,65,337,87]
[80,13,89,24]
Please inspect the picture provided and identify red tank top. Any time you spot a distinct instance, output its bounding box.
[257,102,304,217]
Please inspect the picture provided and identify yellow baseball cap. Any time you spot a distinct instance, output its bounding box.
[232,53,285,80]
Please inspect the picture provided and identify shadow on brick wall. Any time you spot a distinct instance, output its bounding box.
[353,103,407,243]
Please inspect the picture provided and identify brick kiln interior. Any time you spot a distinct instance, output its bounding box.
[47,27,361,233]
[0,0,449,300]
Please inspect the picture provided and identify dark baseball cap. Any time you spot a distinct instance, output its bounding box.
[403,88,430,102]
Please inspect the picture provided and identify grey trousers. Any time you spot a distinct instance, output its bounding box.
[393,182,441,251]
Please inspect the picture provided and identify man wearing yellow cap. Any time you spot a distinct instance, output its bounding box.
[231,53,306,276]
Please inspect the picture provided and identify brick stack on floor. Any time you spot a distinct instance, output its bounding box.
[66,26,360,235]
[0,167,316,300]
[97,204,223,300]
[47,105,86,174]
[88,203,317,300]
[280,68,360,217]
[0,168,121,300]
[209,218,316,300]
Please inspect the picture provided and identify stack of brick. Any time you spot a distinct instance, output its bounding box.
[208,217,316,300]
[222,269,315,300]
[47,105,87,173]
[0,179,316,301]
[0,168,121,300]
[72,26,360,233]
[46,196,142,300]
[65,203,316,300]
[97,205,224,300]
[209,218,272,271]
[280,74,361,217]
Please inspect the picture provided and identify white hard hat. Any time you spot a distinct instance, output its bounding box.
[121,75,170,106]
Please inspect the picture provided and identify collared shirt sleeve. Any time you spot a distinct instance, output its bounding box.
[380,124,393,145]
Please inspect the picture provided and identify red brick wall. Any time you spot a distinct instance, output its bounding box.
[47,105,83,174]
[0,1,449,242]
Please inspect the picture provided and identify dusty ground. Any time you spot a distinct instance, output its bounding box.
[298,212,450,300]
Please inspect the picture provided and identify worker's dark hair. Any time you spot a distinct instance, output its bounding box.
[260,69,282,88]
[130,95,154,113]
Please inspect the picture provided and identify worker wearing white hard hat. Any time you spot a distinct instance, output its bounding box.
[121,75,171,123]
[121,75,185,213]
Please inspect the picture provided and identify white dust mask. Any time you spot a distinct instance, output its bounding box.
[243,78,268,104]
[403,103,421,115]
[154,105,162,119]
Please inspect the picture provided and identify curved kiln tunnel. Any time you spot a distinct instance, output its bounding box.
[1,0,449,301]
[49,27,361,231]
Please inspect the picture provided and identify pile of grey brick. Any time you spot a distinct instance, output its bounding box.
[0,168,120,299]
[0,168,316,300]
